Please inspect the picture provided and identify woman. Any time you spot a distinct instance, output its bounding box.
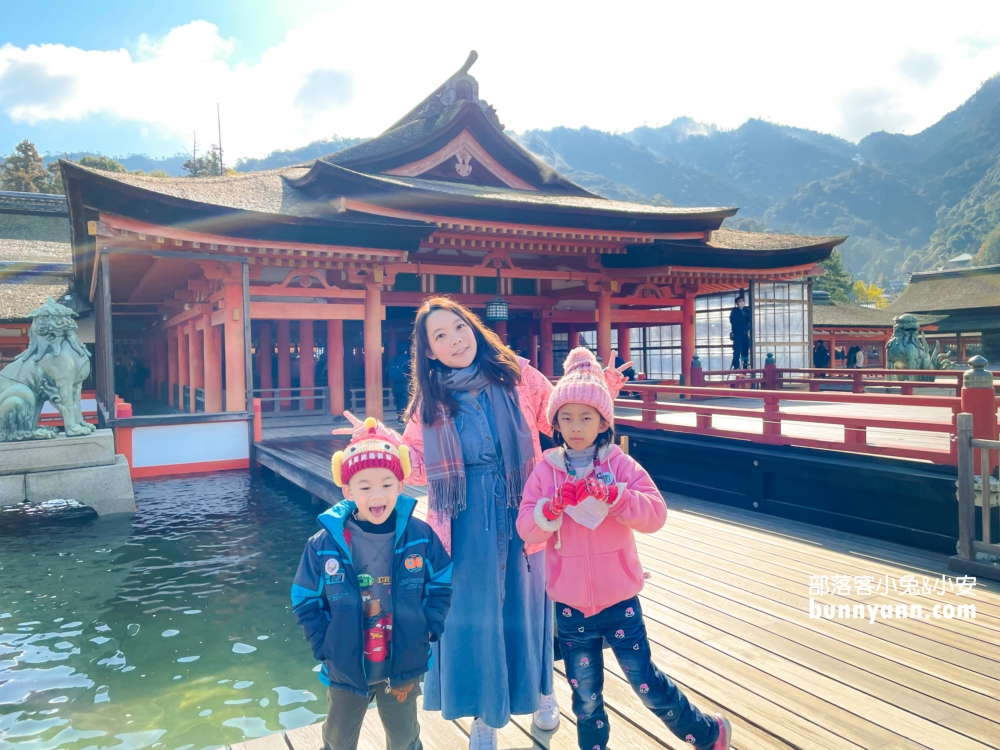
[401,298,626,750]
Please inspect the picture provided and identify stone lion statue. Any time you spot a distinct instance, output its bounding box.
[885,313,954,381]
[0,297,96,441]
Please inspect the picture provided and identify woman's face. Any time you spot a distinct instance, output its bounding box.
[425,309,478,369]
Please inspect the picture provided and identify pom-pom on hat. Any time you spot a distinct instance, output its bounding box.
[332,417,412,488]
[546,347,615,427]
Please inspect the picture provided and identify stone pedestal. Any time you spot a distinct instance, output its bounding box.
[0,429,135,515]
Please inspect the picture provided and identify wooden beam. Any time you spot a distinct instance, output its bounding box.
[248,301,375,321]
[100,213,408,263]
[384,261,599,282]
[249,285,366,299]
[164,303,212,330]
[610,309,682,324]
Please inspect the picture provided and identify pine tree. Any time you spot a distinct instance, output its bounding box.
[815,249,854,302]
[0,140,55,193]
[77,155,127,173]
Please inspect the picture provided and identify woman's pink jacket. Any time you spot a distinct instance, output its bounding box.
[402,358,624,557]
[516,444,666,618]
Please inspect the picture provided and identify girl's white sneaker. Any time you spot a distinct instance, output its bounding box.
[469,718,497,750]
[533,692,561,731]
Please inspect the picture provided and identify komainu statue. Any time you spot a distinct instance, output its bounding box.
[0,297,96,441]
[885,313,954,381]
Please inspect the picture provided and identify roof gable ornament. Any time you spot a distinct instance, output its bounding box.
[388,50,503,132]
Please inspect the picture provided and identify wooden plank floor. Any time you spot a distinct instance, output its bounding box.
[230,492,1000,750]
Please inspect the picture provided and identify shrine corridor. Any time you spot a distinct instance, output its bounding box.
[230,494,1000,750]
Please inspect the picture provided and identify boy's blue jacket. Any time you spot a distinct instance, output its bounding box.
[291,495,453,696]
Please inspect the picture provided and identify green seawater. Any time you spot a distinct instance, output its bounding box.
[0,473,331,750]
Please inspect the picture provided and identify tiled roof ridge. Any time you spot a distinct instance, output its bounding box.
[909,263,1000,281]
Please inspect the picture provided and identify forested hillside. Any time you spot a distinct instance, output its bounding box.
[516,74,1000,282]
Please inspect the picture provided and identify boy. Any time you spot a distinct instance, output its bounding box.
[292,418,453,750]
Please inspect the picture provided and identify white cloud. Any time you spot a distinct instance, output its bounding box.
[3,2,1000,157]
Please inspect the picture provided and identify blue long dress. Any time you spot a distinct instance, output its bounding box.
[422,388,554,728]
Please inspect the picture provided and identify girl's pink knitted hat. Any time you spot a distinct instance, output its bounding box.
[546,347,615,427]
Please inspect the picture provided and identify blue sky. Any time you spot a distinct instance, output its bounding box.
[3,1,1000,162]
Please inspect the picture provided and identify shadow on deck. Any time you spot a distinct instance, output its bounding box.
[229,494,1000,750]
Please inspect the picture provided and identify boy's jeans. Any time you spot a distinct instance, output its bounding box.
[322,679,423,750]
[556,597,718,750]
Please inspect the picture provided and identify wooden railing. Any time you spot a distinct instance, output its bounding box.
[954,413,1000,579]
[617,382,961,465]
[349,388,396,414]
[693,363,968,395]
[253,386,329,414]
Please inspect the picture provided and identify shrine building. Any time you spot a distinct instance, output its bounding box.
[61,52,845,477]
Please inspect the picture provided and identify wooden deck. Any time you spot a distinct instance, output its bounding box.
[230,494,1000,750]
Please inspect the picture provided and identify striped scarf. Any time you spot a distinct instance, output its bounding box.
[421,364,535,519]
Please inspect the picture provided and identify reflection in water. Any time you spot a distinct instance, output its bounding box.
[0,472,330,749]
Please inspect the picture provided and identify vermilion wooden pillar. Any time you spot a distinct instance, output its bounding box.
[167,331,178,406]
[277,320,291,409]
[176,325,189,411]
[327,319,345,415]
[681,295,696,385]
[188,321,204,413]
[597,294,612,366]
[528,324,539,369]
[223,281,247,412]
[540,317,554,376]
[617,325,631,364]
[300,319,315,410]
[257,323,273,411]
[203,314,223,413]
[568,325,580,350]
[494,320,507,344]
[364,282,384,420]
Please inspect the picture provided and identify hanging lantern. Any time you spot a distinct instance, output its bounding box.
[484,264,508,321]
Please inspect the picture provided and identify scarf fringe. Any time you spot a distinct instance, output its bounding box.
[504,457,536,510]
[429,476,467,519]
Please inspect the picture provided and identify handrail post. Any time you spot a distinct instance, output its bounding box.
[852,370,863,394]
[762,392,780,438]
[640,388,656,426]
[763,353,777,390]
[957,412,975,560]
[961,355,995,474]
[690,356,704,387]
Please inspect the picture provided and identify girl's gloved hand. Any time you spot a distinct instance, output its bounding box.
[583,476,619,505]
[542,481,582,521]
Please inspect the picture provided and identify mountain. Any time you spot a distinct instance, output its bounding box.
[510,74,1000,282]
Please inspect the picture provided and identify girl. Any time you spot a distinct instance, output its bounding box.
[401,298,626,750]
[516,347,732,750]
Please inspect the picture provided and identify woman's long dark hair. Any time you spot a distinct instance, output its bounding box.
[408,297,522,426]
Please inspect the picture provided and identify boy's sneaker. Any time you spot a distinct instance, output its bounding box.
[710,714,732,750]
[469,718,497,750]
[532,692,560,731]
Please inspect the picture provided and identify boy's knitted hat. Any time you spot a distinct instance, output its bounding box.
[546,347,615,427]
[331,417,411,487]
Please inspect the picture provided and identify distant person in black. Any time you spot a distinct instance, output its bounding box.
[388,345,411,421]
[729,296,751,369]
[813,340,831,369]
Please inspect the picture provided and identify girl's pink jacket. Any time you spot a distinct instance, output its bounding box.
[516,444,666,618]
[402,358,624,557]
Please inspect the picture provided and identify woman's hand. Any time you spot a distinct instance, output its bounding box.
[615,360,634,374]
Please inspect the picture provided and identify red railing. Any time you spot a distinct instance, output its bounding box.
[692,364,967,396]
[617,382,962,465]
